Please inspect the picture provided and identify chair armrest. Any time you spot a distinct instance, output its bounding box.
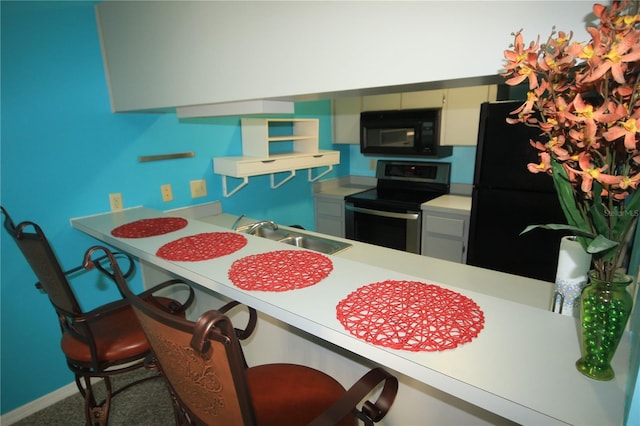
[309,367,398,426]
[217,300,257,341]
[139,279,196,315]
[35,251,135,292]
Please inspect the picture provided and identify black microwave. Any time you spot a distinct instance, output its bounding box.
[360,108,452,158]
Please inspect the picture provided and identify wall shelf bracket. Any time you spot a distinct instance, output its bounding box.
[270,170,296,189]
[222,175,249,197]
[308,165,333,182]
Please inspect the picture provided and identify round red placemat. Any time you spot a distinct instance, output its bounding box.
[336,280,484,352]
[111,217,188,238]
[156,232,247,261]
[228,250,333,292]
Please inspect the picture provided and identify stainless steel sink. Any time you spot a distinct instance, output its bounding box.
[242,226,352,255]
[278,235,351,254]
[249,226,289,240]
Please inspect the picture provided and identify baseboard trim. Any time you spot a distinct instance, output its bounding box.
[1,381,78,425]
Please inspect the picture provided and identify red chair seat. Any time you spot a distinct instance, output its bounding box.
[247,363,357,426]
[61,297,178,363]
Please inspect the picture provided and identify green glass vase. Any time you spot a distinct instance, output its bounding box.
[575,270,633,381]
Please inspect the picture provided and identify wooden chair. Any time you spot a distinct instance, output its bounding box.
[86,245,399,426]
[1,206,195,425]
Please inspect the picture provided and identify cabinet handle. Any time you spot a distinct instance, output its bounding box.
[313,154,324,158]
[262,159,276,163]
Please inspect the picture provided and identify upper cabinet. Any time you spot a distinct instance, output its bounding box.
[440,85,498,146]
[332,97,362,145]
[332,86,496,146]
[361,94,402,111]
[401,90,445,110]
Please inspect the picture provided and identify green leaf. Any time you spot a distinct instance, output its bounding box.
[520,223,596,238]
[612,189,640,241]
[550,160,589,231]
[550,160,593,251]
[586,234,619,255]
[589,181,610,237]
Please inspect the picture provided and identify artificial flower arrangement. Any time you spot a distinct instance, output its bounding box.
[501,0,640,282]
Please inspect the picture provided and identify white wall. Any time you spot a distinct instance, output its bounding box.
[96,1,593,111]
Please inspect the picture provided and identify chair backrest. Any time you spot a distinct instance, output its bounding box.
[84,246,256,425]
[1,206,82,316]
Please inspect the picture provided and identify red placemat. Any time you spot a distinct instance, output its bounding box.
[111,217,188,238]
[336,280,484,352]
[228,250,333,292]
[156,232,247,261]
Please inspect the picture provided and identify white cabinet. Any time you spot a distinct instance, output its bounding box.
[361,93,402,111]
[314,194,346,237]
[421,196,472,263]
[213,118,339,196]
[440,85,498,146]
[331,86,496,146]
[401,90,445,109]
[332,97,362,145]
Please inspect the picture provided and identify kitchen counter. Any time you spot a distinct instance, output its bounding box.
[312,175,376,199]
[71,207,629,426]
[210,212,551,310]
[422,194,472,212]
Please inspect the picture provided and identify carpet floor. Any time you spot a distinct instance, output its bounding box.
[12,368,176,425]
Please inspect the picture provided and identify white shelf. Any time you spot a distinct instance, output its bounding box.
[241,118,320,157]
[214,118,338,196]
[214,151,339,177]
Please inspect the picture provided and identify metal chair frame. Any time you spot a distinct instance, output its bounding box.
[1,206,195,425]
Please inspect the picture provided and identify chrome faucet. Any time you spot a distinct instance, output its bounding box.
[232,214,246,231]
[244,220,278,235]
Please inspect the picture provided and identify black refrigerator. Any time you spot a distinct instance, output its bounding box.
[466,101,567,282]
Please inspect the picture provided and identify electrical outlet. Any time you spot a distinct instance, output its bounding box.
[370,159,376,170]
[109,193,123,211]
[161,184,173,202]
[190,179,207,198]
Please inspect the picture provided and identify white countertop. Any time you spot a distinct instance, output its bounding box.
[71,207,629,426]
[313,184,373,198]
[422,194,472,212]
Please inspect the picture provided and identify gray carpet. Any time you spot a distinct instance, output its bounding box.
[13,368,176,425]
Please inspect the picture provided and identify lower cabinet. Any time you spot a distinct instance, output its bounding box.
[421,203,470,263]
[314,194,346,238]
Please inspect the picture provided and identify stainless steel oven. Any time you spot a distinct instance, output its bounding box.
[345,160,451,254]
[345,204,422,253]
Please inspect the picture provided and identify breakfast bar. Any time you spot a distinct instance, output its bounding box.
[71,206,630,426]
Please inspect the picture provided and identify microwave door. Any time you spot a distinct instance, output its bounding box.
[380,128,414,147]
[374,128,415,147]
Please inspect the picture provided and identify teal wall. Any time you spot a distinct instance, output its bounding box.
[349,145,477,183]
[0,1,345,413]
[1,1,638,424]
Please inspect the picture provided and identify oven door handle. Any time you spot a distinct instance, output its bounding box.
[345,205,420,220]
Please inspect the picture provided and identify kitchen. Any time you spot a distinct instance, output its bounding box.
[1,1,639,425]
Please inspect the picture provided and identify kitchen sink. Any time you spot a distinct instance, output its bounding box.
[241,225,352,255]
[278,235,349,254]
[249,226,290,240]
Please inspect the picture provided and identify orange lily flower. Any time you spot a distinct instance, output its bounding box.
[619,172,640,190]
[503,32,541,89]
[528,152,551,173]
[603,109,640,150]
[581,27,640,84]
